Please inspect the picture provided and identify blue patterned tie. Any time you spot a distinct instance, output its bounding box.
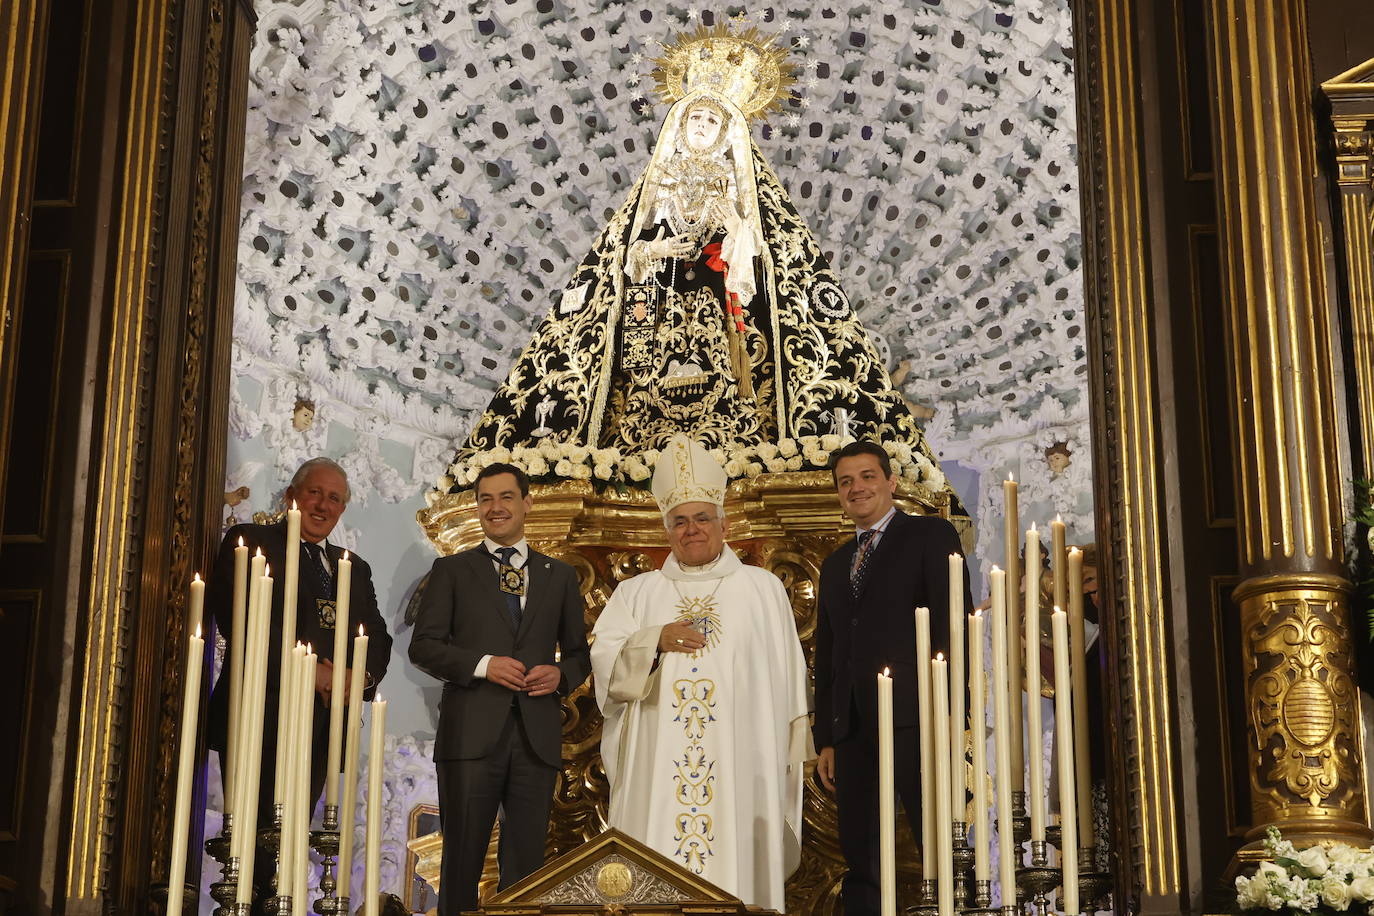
[497,546,523,630]
[850,529,877,597]
[306,542,333,595]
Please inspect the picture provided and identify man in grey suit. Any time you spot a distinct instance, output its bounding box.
[410,462,591,916]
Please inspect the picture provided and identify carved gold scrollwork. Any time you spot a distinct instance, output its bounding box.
[1240,580,1363,824]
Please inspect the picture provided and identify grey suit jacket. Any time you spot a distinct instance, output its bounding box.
[408,546,590,766]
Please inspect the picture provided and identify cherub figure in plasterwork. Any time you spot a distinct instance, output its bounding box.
[262,384,329,485]
[453,24,946,481]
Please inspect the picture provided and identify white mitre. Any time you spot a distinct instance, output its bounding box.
[651,435,726,516]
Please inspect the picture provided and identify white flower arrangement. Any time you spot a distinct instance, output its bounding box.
[1236,827,1374,913]
[434,436,947,496]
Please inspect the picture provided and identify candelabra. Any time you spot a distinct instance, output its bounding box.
[261,804,287,916]
[1010,792,1030,847]
[1076,847,1114,914]
[312,804,344,916]
[204,814,238,916]
[913,877,939,916]
[950,821,974,907]
[1044,823,1060,853]
[1015,840,1060,916]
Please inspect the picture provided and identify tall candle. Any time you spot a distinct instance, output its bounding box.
[326,551,354,806]
[915,605,934,875]
[226,539,248,816]
[275,502,302,804]
[948,553,966,824]
[1052,610,1080,914]
[364,697,388,916]
[1002,477,1024,793]
[278,644,306,905]
[1024,524,1045,841]
[968,612,990,882]
[296,648,317,908]
[1051,516,1067,618]
[235,568,273,906]
[166,617,204,916]
[339,628,369,903]
[932,656,954,916]
[1068,548,1094,846]
[989,568,1017,903]
[239,548,265,812]
[878,669,896,916]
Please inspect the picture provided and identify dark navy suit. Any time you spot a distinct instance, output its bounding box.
[813,509,971,916]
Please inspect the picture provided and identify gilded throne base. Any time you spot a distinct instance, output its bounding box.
[417,471,964,915]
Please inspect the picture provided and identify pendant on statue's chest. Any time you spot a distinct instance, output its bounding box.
[684,270,696,281]
[317,598,338,628]
[499,564,526,598]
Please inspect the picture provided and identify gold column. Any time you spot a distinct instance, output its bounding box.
[1208,0,1370,845]
[1322,64,1374,480]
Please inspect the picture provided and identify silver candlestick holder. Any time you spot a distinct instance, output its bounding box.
[312,804,344,915]
[205,814,239,916]
[1015,840,1060,916]
[951,821,975,907]
[1076,846,1113,914]
[961,878,998,916]
[262,804,287,916]
[912,877,939,916]
[1010,792,1030,848]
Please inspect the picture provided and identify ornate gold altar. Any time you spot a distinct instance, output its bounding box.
[416,471,967,916]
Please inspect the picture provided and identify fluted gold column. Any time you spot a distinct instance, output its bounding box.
[1208,0,1371,845]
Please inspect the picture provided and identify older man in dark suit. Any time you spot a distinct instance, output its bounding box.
[409,462,591,916]
[813,441,971,916]
[206,456,394,905]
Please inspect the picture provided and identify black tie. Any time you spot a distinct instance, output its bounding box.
[497,546,523,630]
[850,529,877,597]
[306,542,333,595]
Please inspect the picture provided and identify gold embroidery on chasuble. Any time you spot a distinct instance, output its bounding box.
[669,593,721,874]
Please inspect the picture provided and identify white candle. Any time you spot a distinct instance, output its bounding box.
[235,568,273,906]
[226,539,248,816]
[969,611,990,882]
[166,614,204,916]
[1052,610,1079,914]
[326,552,353,807]
[1050,516,1067,618]
[275,503,302,804]
[364,697,388,916]
[1003,478,1024,794]
[878,669,896,916]
[948,553,966,824]
[339,627,369,903]
[1024,524,1045,841]
[295,648,317,909]
[989,568,1017,903]
[915,605,934,876]
[933,656,954,916]
[278,644,306,904]
[1068,548,1094,846]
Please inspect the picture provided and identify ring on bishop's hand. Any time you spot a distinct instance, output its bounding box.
[676,638,684,645]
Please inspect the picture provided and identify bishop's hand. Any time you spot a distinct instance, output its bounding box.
[658,621,706,654]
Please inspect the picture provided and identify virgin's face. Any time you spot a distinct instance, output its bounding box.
[683,106,724,151]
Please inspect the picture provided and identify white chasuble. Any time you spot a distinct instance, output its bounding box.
[591,547,813,912]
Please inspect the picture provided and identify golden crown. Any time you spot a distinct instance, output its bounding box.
[650,23,797,122]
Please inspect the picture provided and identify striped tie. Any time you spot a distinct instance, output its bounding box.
[850,529,877,597]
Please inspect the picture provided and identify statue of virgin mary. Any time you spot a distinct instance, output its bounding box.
[453,24,944,486]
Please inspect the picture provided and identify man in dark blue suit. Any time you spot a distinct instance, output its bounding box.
[813,441,971,916]
[409,462,591,916]
[206,457,393,908]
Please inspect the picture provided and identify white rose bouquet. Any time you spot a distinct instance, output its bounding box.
[1236,827,1374,914]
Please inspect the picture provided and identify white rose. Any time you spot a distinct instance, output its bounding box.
[593,463,614,480]
[803,448,827,467]
[437,475,455,491]
[724,458,745,477]
[756,441,778,460]
[554,459,574,477]
[465,466,480,484]
[1297,846,1331,877]
[707,447,726,466]
[785,455,803,471]
[894,442,913,463]
[572,463,592,480]
[448,462,463,477]
[798,435,819,450]
[765,457,788,474]
[1348,876,1374,902]
[745,461,764,478]
[643,449,661,467]
[1321,875,1354,910]
[1328,844,1358,868]
[424,489,441,507]
[777,438,798,458]
[820,434,840,451]
[567,444,590,463]
[488,446,511,464]
[525,456,549,477]
[627,460,651,482]
[540,440,562,460]
[593,447,620,465]
[1236,874,1273,911]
